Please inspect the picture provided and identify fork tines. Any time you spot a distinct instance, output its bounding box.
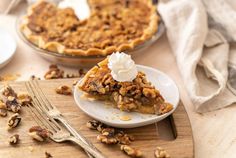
[25,82,61,133]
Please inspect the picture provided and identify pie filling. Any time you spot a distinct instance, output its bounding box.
[21,0,159,56]
[78,58,173,115]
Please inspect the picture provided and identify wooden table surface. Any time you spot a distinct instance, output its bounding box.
[1,3,236,158]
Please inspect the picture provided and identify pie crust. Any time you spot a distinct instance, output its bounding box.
[78,57,173,115]
[20,0,159,56]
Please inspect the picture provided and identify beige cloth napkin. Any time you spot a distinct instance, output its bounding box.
[158,0,236,112]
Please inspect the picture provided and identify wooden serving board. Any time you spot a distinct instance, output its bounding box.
[0,79,194,158]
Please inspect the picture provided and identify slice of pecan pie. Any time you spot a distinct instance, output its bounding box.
[21,0,159,56]
[78,58,173,115]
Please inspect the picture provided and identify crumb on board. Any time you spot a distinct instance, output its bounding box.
[0,74,21,81]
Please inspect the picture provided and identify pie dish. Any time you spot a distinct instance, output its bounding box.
[78,57,173,115]
[20,0,159,56]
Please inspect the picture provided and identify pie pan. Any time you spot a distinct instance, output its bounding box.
[16,14,165,68]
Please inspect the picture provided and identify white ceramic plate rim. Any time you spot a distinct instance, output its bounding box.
[0,28,16,69]
[74,65,179,128]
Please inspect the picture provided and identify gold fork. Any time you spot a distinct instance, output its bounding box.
[25,81,106,158]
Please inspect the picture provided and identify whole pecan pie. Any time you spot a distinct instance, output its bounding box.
[78,58,173,115]
[21,0,159,56]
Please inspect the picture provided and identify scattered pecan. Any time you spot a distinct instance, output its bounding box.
[86,120,101,130]
[9,134,20,145]
[55,85,72,95]
[97,128,118,144]
[86,120,107,132]
[7,113,21,129]
[6,96,21,113]
[154,147,170,158]
[17,92,32,105]
[1,85,17,97]
[28,126,51,142]
[44,65,64,80]
[0,108,7,117]
[45,151,53,158]
[115,131,134,145]
[120,145,142,157]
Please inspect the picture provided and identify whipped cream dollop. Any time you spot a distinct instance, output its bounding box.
[108,52,138,82]
[58,0,90,20]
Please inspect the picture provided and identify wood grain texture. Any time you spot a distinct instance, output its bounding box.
[0,79,193,158]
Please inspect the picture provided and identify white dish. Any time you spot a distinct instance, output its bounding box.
[74,65,179,128]
[0,28,16,69]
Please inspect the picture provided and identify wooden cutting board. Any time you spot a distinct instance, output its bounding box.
[0,79,194,158]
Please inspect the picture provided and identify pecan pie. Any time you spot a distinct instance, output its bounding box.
[21,0,159,56]
[78,58,173,114]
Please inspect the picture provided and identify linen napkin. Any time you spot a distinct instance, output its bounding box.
[158,0,236,112]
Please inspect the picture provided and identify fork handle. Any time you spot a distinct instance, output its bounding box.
[56,116,101,157]
[69,136,106,158]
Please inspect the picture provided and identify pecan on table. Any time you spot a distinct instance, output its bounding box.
[120,145,142,157]
[7,113,21,129]
[55,85,72,95]
[28,126,51,142]
[9,134,20,145]
[154,147,170,158]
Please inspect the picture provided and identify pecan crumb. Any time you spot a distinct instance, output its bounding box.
[44,65,64,80]
[29,126,51,142]
[45,151,53,158]
[9,134,20,145]
[0,99,6,109]
[7,113,21,130]
[120,145,142,157]
[154,147,170,158]
[55,85,72,95]
[0,108,7,117]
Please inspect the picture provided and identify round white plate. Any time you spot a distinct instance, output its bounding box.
[0,29,16,69]
[74,65,179,128]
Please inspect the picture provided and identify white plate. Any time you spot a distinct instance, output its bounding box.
[74,65,179,128]
[0,29,16,69]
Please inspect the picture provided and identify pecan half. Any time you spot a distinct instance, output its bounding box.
[6,96,21,113]
[44,65,64,80]
[120,145,142,157]
[9,134,20,145]
[1,85,17,97]
[154,147,170,158]
[8,113,21,129]
[97,128,118,144]
[86,120,107,131]
[115,131,134,145]
[55,85,72,95]
[29,126,51,142]
[17,92,32,105]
